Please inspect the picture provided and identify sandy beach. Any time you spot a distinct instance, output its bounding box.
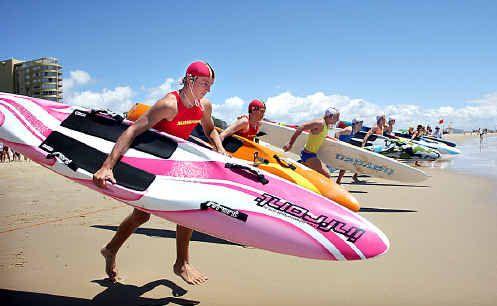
[1,138,496,305]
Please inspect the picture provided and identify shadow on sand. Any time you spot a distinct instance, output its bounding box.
[359,207,417,213]
[340,181,430,188]
[347,190,368,194]
[91,225,241,247]
[0,278,199,306]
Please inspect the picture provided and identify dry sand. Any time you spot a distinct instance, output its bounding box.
[1,158,496,305]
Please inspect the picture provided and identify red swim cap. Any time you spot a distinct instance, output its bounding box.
[248,99,265,113]
[186,61,215,79]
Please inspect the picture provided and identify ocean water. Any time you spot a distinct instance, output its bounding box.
[443,135,497,181]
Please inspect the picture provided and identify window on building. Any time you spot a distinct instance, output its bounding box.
[42,84,57,89]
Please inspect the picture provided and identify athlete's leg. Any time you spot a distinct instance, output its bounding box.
[304,157,331,178]
[174,225,208,285]
[336,170,346,184]
[101,208,150,281]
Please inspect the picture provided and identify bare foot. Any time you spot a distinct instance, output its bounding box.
[352,177,366,184]
[350,173,366,184]
[101,247,118,282]
[173,262,208,285]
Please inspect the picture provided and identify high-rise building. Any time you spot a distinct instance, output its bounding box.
[0,57,63,102]
[0,58,22,93]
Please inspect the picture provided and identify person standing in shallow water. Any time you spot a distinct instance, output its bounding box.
[93,61,225,285]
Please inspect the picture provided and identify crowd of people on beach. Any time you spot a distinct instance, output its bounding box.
[405,124,443,139]
[1,60,479,287]
[0,142,28,163]
[91,60,467,285]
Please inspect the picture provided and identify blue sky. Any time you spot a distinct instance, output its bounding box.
[2,1,497,129]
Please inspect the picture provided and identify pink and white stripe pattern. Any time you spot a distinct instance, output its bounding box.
[0,93,389,260]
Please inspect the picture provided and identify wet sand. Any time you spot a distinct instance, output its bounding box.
[0,159,496,305]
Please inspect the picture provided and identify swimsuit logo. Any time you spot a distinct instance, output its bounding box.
[335,153,394,175]
[254,193,365,243]
[177,119,201,126]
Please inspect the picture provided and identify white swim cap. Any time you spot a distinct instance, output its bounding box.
[376,114,386,122]
[325,107,339,117]
[352,118,364,124]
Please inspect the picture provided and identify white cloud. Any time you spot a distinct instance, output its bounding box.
[212,91,497,130]
[63,70,135,113]
[61,69,497,130]
[70,87,135,113]
[212,96,245,123]
[141,78,178,105]
[63,70,91,94]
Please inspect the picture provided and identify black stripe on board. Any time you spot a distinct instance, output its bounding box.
[40,131,155,191]
[61,110,178,159]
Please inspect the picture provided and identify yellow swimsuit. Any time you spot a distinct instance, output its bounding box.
[304,123,328,153]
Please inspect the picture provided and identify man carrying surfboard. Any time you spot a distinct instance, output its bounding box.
[282,107,340,179]
[384,117,396,136]
[361,114,386,147]
[220,99,266,141]
[335,118,364,184]
[93,61,225,285]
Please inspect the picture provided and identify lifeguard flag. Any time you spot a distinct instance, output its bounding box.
[439,119,444,124]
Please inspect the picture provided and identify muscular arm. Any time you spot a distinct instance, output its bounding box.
[200,99,226,154]
[361,129,373,147]
[411,131,418,140]
[219,116,249,141]
[284,120,322,151]
[335,126,352,138]
[93,94,177,187]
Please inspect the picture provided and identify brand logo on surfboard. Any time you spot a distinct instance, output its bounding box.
[74,111,87,117]
[335,153,394,175]
[201,201,248,222]
[254,193,365,243]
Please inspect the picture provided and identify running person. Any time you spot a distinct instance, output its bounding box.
[384,117,396,136]
[220,99,265,141]
[361,114,386,147]
[433,126,442,139]
[93,61,225,285]
[411,124,425,140]
[283,107,340,178]
[335,118,364,184]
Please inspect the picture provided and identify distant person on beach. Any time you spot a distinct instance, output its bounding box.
[384,117,396,136]
[361,114,385,147]
[220,99,265,142]
[12,151,21,162]
[407,127,415,137]
[283,107,340,179]
[411,125,424,139]
[433,126,442,139]
[336,118,364,184]
[1,144,11,163]
[93,61,225,285]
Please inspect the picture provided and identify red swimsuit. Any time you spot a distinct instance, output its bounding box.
[235,115,260,141]
[153,91,203,140]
